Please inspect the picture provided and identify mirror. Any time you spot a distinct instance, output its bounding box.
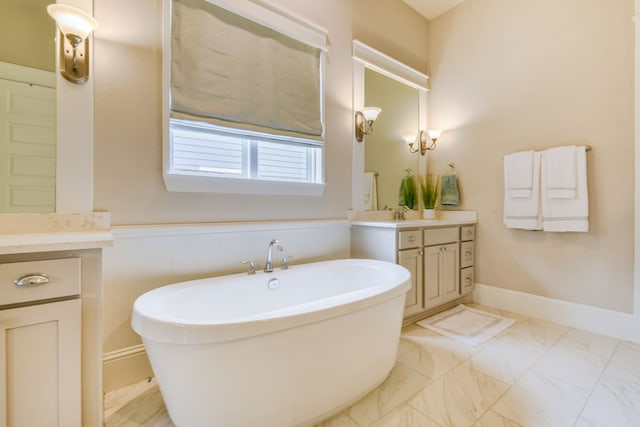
[352,40,429,211]
[364,67,419,209]
[0,0,56,213]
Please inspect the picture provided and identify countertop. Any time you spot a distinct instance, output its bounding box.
[350,210,477,229]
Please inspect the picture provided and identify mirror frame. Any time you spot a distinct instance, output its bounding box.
[351,40,429,211]
[52,0,94,213]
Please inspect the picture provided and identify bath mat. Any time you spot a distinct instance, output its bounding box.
[416,304,515,347]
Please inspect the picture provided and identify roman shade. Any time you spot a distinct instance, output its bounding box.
[170,0,325,139]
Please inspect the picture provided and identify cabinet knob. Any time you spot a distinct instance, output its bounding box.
[440,247,448,252]
[14,273,51,287]
[465,277,472,284]
[466,230,473,236]
[465,250,472,257]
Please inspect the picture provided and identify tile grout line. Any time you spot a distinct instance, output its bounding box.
[571,339,623,427]
[467,314,569,426]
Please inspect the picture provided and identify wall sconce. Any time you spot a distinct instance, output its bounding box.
[403,130,440,155]
[355,107,381,142]
[47,4,98,84]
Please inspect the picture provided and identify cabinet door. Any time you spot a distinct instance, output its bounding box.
[424,245,442,308]
[398,248,423,317]
[441,243,460,301]
[0,299,81,427]
[424,243,460,309]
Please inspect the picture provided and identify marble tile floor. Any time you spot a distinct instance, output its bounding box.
[104,304,640,427]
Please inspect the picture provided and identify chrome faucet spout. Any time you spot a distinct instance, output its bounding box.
[264,239,283,273]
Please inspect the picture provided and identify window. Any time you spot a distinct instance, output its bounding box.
[170,120,322,182]
[163,0,327,196]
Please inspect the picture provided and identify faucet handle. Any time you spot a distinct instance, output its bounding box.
[281,255,294,270]
[242,260,256,275]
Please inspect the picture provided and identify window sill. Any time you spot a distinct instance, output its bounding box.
[163,171,326,196]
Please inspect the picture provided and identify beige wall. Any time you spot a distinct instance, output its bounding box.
[93,0,428,225]
[428,0,635,312]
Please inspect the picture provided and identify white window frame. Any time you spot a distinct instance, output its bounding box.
[162,0,328,196]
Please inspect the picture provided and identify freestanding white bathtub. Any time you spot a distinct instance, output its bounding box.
[132,258,410,427]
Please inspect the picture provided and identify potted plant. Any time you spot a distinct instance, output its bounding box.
[399,169,418,210]
[420,174,439,219]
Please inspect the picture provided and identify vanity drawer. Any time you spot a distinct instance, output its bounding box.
[461,241,474,268]
[424,227,458,246]
[461,267,474,294]
[0,258,81,306]
[461,225,475,241]
[398,230,422,249]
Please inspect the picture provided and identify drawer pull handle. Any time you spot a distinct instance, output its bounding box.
[14,273,51,287]
[466,230,473,236]
[465,277,472,284]
[465,250,472,257]
[408,236,416,242]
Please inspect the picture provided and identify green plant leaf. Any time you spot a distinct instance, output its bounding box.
[420,173,440,209]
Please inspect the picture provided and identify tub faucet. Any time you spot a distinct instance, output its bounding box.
[264,239,283,273]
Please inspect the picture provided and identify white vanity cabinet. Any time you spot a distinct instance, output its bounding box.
[351,219,476,319]
[0,228,112,427]
[0,258,82,427]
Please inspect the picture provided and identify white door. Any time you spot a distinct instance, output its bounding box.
[0,75,55,212]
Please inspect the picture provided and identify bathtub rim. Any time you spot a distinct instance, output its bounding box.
[132,258,410,345]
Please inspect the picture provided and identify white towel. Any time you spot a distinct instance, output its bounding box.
[541,146,588,232]
[504,151,542,230]
[505,150,535,198]
[363,172,378,210]
[544,145,577,198]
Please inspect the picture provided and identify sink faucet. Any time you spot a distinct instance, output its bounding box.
[264,239,283,273]
[394,206,408,221]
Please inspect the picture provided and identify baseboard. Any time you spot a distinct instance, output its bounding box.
[103,345,153,393]
[473,283,640,343]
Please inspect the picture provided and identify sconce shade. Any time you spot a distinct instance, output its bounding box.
[362,107,381,122]
[427,129,442,141]
[47,4,97,39]
[404,134,420,154]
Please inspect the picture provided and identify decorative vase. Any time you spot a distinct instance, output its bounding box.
[423,209,436,220]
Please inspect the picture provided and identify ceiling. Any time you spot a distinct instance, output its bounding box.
[403,0,465,20]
